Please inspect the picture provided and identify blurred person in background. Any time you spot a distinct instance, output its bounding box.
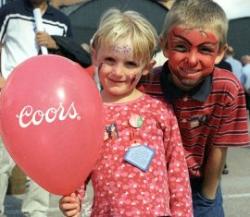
[241,55,250,111]
[225,45,244,84]
[0,0,72,216]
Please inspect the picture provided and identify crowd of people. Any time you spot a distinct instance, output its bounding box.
[0,0,250,217]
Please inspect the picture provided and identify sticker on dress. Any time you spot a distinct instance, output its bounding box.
[129,114,143,128]
[104,123,119,140]
[124,144,155,172]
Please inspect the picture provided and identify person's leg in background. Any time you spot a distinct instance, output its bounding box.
[0,139,15,216]
[81,180,94,217]
[21,180,50,217]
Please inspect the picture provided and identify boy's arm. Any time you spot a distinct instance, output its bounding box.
[201,146,227,199]
[36,32,59,49]
[0,42,6,89]
[164,108,193,217]
[0,75,5,89]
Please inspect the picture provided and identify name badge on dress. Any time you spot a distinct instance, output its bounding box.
[124,144,155,172]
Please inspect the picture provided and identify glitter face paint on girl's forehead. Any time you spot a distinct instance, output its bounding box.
[111,45,132,56]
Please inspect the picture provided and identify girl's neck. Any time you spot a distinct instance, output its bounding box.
[101,89,144,104]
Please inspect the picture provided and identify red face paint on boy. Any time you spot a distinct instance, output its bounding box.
[163,26,225,89]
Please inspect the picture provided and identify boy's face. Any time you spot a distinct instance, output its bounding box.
[93,39,153,101]
[162,26,225,90]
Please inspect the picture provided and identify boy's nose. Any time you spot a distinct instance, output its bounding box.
[187,51,199,67]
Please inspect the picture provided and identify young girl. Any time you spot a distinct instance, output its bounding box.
[59,8,193,217]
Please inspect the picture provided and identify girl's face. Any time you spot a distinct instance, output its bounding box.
[162,26,226,90]
[93,39,152,102]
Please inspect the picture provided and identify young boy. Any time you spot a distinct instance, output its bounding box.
[143,0,250,216]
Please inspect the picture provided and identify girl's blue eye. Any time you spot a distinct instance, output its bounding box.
[104,57,115,64]
[125,61,138,68]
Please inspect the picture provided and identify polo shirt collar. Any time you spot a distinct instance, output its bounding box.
[160,61,212,102]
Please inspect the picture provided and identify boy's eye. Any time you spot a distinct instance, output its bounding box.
[199,46,215,54]
[173,44,188,52]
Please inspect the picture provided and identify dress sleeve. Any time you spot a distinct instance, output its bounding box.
[75,175,91,201]
[76,184,86,201]
[163,106,193,217]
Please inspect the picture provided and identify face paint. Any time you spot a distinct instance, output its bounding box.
[96,39,148,102]
[164,26,222,89]
[111,45,132,56]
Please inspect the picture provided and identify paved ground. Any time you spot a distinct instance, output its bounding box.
[3,147,250,217]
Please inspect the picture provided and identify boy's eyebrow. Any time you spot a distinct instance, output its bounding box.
[172,31,218,46]
[172,32,192,46]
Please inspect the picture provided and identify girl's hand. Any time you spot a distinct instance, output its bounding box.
[59,193,81,217]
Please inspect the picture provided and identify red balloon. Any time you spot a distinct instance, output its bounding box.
[0,55,103,195]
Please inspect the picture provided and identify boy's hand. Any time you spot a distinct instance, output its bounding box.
[36,32,58,49]
[0,76,6,89]
[59,193,81,217]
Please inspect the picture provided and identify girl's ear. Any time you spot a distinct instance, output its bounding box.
[91,48,98,66]
[142,59,156,76]
[215,44,227,64]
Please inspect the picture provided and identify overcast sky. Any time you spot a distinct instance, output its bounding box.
[214,0,250,20]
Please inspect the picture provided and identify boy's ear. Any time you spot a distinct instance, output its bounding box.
[162,48,169,59]
[160,36,169,58]
[142,59,156,76]
[215,45,227,64]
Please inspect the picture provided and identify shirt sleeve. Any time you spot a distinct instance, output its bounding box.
[65,17,73,38]
[0,4,11,42]
[213,80,249,147]
[163,105,193,217]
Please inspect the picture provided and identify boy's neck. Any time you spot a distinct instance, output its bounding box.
[32,1,48,14]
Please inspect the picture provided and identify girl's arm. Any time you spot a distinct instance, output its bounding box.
[164,109,193,217]
[59,175,90,217]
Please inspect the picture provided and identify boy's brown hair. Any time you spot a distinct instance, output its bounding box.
[161,0,228,49]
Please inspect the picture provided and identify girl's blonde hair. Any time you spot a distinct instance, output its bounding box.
[92,8,158,64]
[161,0,228,49]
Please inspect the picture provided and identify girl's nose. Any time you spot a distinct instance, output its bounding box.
[111,65,124,77]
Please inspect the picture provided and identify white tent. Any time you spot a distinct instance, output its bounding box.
[214,0,250,20]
